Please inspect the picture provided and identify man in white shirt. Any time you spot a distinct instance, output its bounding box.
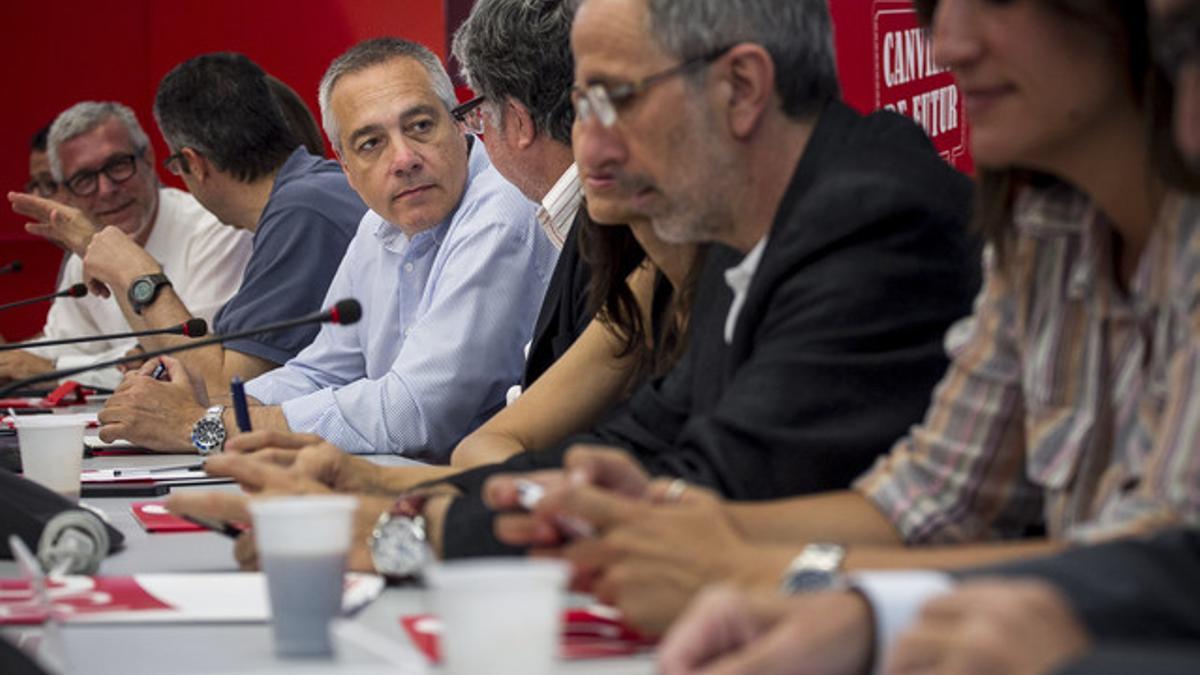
[5,102,252,389]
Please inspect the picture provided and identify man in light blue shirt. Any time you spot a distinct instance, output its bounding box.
[103,38,557,459]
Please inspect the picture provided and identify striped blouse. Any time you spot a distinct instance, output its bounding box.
[855,183,1200,544]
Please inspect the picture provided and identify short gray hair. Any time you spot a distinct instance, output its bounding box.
[47,101,151,181]
[572,0,839,119]
[318,37,457,153]
[452,0,575,145]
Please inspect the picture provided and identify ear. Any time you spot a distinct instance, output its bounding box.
[505,98,538,150]
[181,147,212,182]
[717,44,776,139]
[334,151,361,196]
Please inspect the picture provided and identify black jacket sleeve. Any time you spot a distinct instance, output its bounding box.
[1053,645,1200,675]
[962,529,1200,642]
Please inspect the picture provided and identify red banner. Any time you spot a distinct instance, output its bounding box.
[831,0,972,173]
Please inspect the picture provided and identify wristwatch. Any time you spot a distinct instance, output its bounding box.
[779,542,846,594]
[190,405,226,455]
[369,492,433,579]
[128,273,171,315]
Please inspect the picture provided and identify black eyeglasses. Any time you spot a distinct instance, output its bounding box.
[451,95,488,136]
[1153,3,1200,82]
[163,149,191,176]
[24,174,59,198]
[571,45,734,128]
[63,149,146,197]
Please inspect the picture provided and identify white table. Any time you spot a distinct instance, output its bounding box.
[2,452,656,675]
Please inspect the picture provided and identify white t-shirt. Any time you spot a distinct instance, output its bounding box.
[25,187,253,389]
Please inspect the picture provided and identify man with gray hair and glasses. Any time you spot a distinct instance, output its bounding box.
[102,38,558,459]
[451,0,592,393]
[4,102,251,389]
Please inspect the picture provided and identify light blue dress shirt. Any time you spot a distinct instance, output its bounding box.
[244,141,558,459]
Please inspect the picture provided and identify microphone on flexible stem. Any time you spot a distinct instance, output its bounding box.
[0,318,208,352]
[0,299,362,396]
[38,508,112,575]
[0,283,87,313]
[0,260,22,275]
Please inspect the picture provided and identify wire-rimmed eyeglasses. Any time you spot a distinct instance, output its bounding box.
[571,45,734,128]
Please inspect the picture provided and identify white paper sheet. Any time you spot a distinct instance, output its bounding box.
[66,573,385,624]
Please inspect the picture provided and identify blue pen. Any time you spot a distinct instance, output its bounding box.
[150,358,168,380]
[230,375,252,433]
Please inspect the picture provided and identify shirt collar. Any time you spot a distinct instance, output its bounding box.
[536,164,582,250]
[723,236,769,344]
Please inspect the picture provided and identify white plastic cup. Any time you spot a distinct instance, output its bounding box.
[14,416,87,501]
[248,495,357,657]
[426,558,569,675]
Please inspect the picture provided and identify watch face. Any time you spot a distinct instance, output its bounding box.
[192,417,226,453]
[372,517,429,578]
[782,569,836,594]
[131,279,154,303]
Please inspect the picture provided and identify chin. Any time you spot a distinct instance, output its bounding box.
[585,200,640,226]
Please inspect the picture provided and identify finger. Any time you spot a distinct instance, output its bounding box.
[253,448,300,468]
[166,491,252,524]
[482,470,561,510]
[25,222,53,239]
[658,586,759,675]
[539,482,643,532]
[483,474,524,510]
[9,192,55,220]
[135,358,161,377]
[645,478,717,506]
[494,512,562,548]
[559,536,624,572]
[202,454,281,491]
[563,445,650,497]
[97,422,127,443]
[288,444,346,485]
[233,533,260,571]
[159,355,190,384]
[226,430,322,453]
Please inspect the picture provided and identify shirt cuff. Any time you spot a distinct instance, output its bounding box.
[280,387,375,454]
[849,570,955,675]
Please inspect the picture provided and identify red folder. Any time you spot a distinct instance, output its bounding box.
[400,607,655,661]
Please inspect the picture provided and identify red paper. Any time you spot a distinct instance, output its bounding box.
[130,501,205,533]
[0,576,171,625]
[400,607,655,661]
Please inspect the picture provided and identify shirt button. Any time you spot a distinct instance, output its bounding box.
[404,262,414,273]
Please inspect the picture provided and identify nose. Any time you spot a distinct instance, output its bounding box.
[573,114,627,178]
[94,171,122,200]
[387,135,424,176]
[930,0,983,72]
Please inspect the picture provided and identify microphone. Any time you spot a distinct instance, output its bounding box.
[0,260,22,275]
[38,508,112,575]
[0,318,208,352]
[0,299,362,396]
[0,283,88,313]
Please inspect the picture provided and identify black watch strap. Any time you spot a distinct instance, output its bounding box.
[129,273,171,315]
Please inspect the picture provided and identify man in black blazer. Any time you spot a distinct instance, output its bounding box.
[428,0,980,559]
